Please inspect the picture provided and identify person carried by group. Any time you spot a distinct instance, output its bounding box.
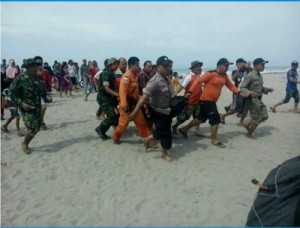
[220,58,251,126]
[128,56,187,161]
[9,58,52,154]
[172,60,203,136]
[270,61,299,113]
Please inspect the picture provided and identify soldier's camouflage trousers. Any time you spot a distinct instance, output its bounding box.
[22,109,42,137]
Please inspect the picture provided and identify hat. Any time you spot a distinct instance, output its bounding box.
[21,58,38,68]
[217,58,233,66]
[236,58,247,64]
[291,61,298,66]
[189,60,203,69]
[106,57,119,66]
[156,56,173,66]
[253,58,269,66]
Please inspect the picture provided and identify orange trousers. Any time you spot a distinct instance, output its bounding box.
[113,108,151,141]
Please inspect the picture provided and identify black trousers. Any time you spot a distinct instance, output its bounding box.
[149,97,186,150]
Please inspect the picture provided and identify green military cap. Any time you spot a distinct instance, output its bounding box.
[21,58,38,68]
[106,57,119,67]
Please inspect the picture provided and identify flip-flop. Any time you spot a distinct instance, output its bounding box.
[212,142,226,148]
[270,107,276,113]
[1,127,9,133]
[220,114,225,124]
[178,128,188,139]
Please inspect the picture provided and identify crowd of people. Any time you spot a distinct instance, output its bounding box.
[1,56,299,160]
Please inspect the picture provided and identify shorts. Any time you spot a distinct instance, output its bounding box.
[9,108,20,118]
[70,77,77,85]
[197,101,220,125]
[283,88,299,103]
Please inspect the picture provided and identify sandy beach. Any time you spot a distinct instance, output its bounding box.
[1,72,299,226]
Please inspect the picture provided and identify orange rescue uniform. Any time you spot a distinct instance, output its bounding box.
[113,69,152,142]
[189,71,240,102]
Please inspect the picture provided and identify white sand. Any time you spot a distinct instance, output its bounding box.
[1,72,299,226]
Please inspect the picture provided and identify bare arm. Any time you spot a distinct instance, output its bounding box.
[128,94,149,121]
[104,85,118,97]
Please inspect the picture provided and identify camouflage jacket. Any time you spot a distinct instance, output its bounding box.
[98,68,117,101]
[9,74,47,109]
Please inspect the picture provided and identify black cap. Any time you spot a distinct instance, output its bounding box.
[217,58,233,66]
[189,60,203,69]
[253,58,269,66]
[291,61,298,66]
[236,58,247,64]
[156,56,173,66]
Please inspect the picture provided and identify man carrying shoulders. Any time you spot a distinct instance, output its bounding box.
[239,58,274,138]
[179,58,242,148]
[95,58,120,140]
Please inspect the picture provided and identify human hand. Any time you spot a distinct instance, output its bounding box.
[250,92,259,98]
[269,88,274,93]
[128,112,136,121]
[21,102,34,111]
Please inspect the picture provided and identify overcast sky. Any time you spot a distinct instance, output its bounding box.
[1,2,300,69]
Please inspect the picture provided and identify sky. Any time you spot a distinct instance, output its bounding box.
[1,2,300,69]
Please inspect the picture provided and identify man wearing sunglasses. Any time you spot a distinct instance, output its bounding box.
[239,58,274,139]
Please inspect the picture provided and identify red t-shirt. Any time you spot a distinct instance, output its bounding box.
[38,69,52,88]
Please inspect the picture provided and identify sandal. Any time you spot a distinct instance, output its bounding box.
[220,114,225,124]
[270,107,276,113]
[1,127,9,133]
[212,141,226,148]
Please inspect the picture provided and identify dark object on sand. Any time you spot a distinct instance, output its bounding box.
[246,156,300,227]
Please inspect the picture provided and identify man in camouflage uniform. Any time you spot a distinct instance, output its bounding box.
[9,58,52,154]
[240,58,274,139]
[95,57,120,140]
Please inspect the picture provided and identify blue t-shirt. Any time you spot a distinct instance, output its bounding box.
[286,69,298,91]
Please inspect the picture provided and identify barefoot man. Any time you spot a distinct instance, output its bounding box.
[9,58,52,154]
[239,58,274,138]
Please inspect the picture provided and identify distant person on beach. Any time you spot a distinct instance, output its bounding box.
[128,56,186,161]
[171,72,181,94]
[150,64,157,78]
[68,60,77,92]
[34,56,52,130]
[112,57,156,148]
[95,57,120,140]
[59,62,73,97]
[89,61,98,92]
[240,58,274,139]
[178,58,242,148]
[1,59,8,120]
[115,57,127,93]
[172,60,203,136]
[81,59,91,95]
[270,61,299,113]
[9,58,52,154]
[138,60,153,95]
[220,58,251,125]
[6,59,20,86]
